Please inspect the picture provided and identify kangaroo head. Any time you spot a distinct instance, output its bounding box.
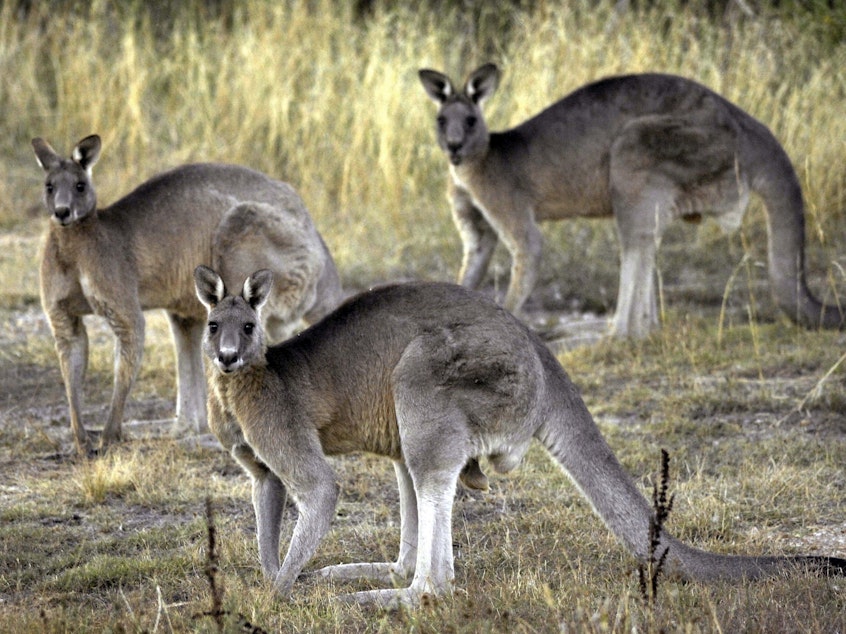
[194,265,273,374]
[418,63,500,166]
[32,134,101,227]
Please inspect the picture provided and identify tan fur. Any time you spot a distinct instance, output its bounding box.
[419,64,844,337]
[195,267,845,608]
[32,134,342,456]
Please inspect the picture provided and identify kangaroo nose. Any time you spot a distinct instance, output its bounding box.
[446,143,463,165]
[217,351,239,370]
[54,206,71,222]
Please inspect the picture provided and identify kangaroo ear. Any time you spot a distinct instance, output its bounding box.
[32,138,61,172]
[72,135,102,173]
[243,269,273,312]
[464,63,500,106]
[194,265,226,309]
[418,69,454,104]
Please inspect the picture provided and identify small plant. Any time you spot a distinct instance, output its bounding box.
[194,497,268,634]
[638,448,675,607]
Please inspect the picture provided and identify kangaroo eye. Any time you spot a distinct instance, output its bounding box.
[436,115,446,128]
[465,116,477,129]
[45,183,54,194]
[208,322,218,334]
[243,323,254,335]
[76,182,86,193]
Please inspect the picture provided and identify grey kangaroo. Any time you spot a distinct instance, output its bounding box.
[32,134,342,457]
[419,64,844,337]
[195,266,845,607]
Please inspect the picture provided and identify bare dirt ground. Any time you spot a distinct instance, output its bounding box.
[0,306,174,454]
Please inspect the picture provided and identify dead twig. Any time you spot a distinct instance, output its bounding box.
[638,449,674,607]
[193,497,269,634]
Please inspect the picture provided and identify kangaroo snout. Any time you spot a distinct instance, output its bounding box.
[446,143,463,165]
[52,205,76,225]
[215,349,242,373]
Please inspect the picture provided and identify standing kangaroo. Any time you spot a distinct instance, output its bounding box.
[195,266,845,607]
[419,64,844,337]
[32,134,342,457]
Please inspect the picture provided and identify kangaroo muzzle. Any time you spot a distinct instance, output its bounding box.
[215,345,242,373]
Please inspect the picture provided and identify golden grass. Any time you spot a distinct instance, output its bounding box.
[2,1,845,293]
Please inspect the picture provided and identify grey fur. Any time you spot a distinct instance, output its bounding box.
[418,64,843,337]
[196,268,845,607]
[32,134,342,456]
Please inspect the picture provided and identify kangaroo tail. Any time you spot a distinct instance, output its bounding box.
[534,364,845,581]
[749,128,844,329]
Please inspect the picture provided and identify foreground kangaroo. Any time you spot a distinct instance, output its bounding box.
[32,134,342,456]
[195,267,845,607]
[419,64,844,337]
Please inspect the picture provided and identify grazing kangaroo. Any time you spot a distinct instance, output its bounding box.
[419,64,844,337]
[32,134,342,457]
[195,266,845,607]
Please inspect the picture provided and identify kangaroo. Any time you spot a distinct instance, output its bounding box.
[32,134,342,457]
[195,266,845,607]
[419,64,844,337]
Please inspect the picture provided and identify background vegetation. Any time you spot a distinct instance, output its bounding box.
[1,1,845,632]
[1,0,844,308]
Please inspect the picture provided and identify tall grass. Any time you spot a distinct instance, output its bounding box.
[2,1,844,297]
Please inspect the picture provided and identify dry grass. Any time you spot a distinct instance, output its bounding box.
[2,1,845,295]
[1,251,845,632]
[1,313,845,633]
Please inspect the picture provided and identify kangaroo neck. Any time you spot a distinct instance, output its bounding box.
[449,153,494,192]
[49,214,104,267]
[451,128,529,186]
[213,361,272,425]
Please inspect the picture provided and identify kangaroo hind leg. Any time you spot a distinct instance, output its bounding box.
[51,311,93,455]
[609,112,740,337]
[340,379,468,607]
[100,304,145,448]
[215,202,323,343]
[314,460,419,587]
[609,174,674,338]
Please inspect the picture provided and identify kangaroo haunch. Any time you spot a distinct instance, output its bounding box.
[195,268,845,608]
[419,64,844,337]
[32,134,342,456]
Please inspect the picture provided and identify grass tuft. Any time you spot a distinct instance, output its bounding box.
[76,448,139,504]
